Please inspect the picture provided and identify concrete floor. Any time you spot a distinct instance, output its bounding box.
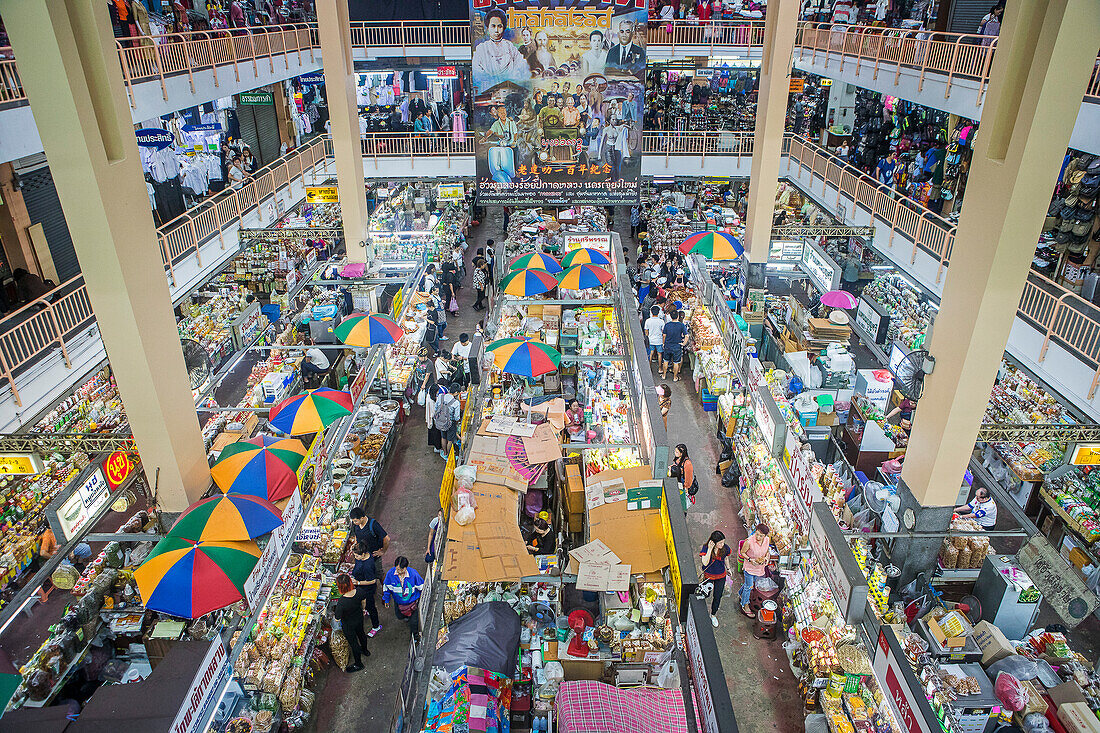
[303,209,496,733]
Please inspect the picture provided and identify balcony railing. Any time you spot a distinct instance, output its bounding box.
[2,21,1098,111]
[795,23,998,105]
[4,130,1100,409]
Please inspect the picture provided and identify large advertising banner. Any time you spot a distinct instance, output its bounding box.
[470,0,647,207]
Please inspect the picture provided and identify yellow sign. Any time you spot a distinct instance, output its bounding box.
[1071,444,1100,465]
[789,78,805,94]
[306,186,339,204]
[297,434,320,492]
[0,453,44,475]
[439,448,457,512]
[820,78,833,86]
[437,183,465,201]
[391,290,405,319]
[659,490,683,613]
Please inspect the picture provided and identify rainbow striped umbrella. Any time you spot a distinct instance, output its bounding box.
[509,252,563,274]
[487,337,561,378]
[211,435,307,501]
[678,231,744,260]
[169,494,284,542]
[500,267,558,297]
[334,312,406,348]
[269,387,353,435]
[135,537,260,618]
[558,263,612,290]
[561,247,611,267]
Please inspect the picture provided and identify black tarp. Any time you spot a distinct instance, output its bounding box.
[349,0,468,21]
[0,704,73,733]
[432,601,521,678]
[66,641,212,733]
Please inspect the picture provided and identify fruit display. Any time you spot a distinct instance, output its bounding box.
[861,273,933,350]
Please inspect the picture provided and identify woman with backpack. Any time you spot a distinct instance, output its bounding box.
[668,443,698,510]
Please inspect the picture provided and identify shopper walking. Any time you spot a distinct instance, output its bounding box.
[660,311,689,381]
[426,385,444,456]
[644,306,665,365]
[334,573,370,672]
[382,556,424,644]
[739,523,772,617]
[434,386,461,457]
[348,508,389,559]
[351,542,382,636]
[451,333,473,387]
[668,443,697,510]
[472,257,489,311]
[657,384,671,431]
[700,530,733,627]
[425,508,444,566]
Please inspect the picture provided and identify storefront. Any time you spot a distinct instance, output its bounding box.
[645,60,758,134]
[368,181,471,263]
[355,64,470,136]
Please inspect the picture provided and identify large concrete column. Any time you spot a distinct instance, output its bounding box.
[316,0,370,263]
[901,0,1100,506]
[5,0,209,511]
[744,0,799,264]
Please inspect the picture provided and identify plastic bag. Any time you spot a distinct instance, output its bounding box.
[721,463,740,488]
[454,464,477,492]
[755,576,778,594]
[994,672,1028,712]
[988,655,1041,684]
[452,487,477,513]
[455,506,476,525]
[417,390,426,406]
[1021,712,1052,733]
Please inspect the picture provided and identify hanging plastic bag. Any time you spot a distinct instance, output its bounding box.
[994,672,1029,712]
[417,390,426,407]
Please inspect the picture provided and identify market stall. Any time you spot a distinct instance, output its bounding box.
[367,181,470,263]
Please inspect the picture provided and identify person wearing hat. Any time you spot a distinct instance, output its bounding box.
[525,512,556,555]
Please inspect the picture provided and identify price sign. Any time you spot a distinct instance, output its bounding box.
[437,183,465,200]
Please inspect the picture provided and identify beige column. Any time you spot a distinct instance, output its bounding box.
[744,0,799,263]
[4,0,209,511]
[316,0,370,263]
[0,163,38,274]
[901,0,1100,505]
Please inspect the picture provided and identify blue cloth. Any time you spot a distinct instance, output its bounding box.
[662,320,688,349]
[740,571,762,607]
[352,555,376,583]
[382,567,424,606]
[71,543,93,561]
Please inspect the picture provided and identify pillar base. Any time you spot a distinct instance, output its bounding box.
[891,478,953,588]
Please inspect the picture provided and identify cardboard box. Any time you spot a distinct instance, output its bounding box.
[971,620,1016,666]
[817,411,838,426]
[568,512,584,534]
[1058,702,1100,733]
[566,463,582,479]
[928,617,966,649]
[1019,681,1048,716]
[626,483,663,511]
[1049,682,1088,708]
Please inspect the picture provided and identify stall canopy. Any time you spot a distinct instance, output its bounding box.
[556,681,696,733]
[66,642,212,733]
[432,601,522,678]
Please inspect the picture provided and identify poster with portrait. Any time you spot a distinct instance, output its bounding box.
[470,0,647,207]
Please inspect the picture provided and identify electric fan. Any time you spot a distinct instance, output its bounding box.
[894,349,933,400]
[181,338,213,390]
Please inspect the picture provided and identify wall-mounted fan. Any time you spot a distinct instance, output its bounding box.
[181,339,213,390]
[894,349,934,400]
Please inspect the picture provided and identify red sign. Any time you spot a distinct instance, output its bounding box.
[104,451,136,490]
[436,65,458,79]
[350,366,368,403]
[874,629,933,733]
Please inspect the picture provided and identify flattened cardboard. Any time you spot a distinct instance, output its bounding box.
[576,563,610,591]
[522,422,564,464]
[606,564,632,591]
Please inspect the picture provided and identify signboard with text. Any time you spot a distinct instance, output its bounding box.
[470,0,647,206]
[685,607,720,733]
[1017,535,1099,627]
[55,467,110,540]
[808,503,867,623]
[1070,443,1100,466]
[244,488,304,606]
[436,65,459,79]
[800,240,840,294]
[104,450,137,490]
[563,232,613,252]
[239,90,274,105]
[306,186,339,204]
[437,183,465,200]
[0,452,44,475]
[785,434,822,533]
[873,627,937,733]
[170,639,230,733]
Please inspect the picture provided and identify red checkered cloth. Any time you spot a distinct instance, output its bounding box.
[555,681,693,733]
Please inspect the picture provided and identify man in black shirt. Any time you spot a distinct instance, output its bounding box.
[350,507,389,559]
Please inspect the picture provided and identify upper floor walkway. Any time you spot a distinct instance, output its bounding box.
[3,130,1099,434]
[1,20,1098,162]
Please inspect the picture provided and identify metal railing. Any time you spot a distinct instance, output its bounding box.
[2,21,1098,110]
[0,136,330,406]
[795,23,998,105]
[0,277,95,407]
[5,131,1100,409]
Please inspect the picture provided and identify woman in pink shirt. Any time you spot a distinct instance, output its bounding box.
[738,523,771,616]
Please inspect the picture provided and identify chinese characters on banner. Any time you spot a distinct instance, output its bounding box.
[469,0,647,206]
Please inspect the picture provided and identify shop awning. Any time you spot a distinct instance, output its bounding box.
[67,641,211,733]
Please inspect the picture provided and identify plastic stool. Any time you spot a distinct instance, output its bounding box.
[753,604,779,640]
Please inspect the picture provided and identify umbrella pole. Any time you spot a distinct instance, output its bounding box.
[383,354,392,399]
